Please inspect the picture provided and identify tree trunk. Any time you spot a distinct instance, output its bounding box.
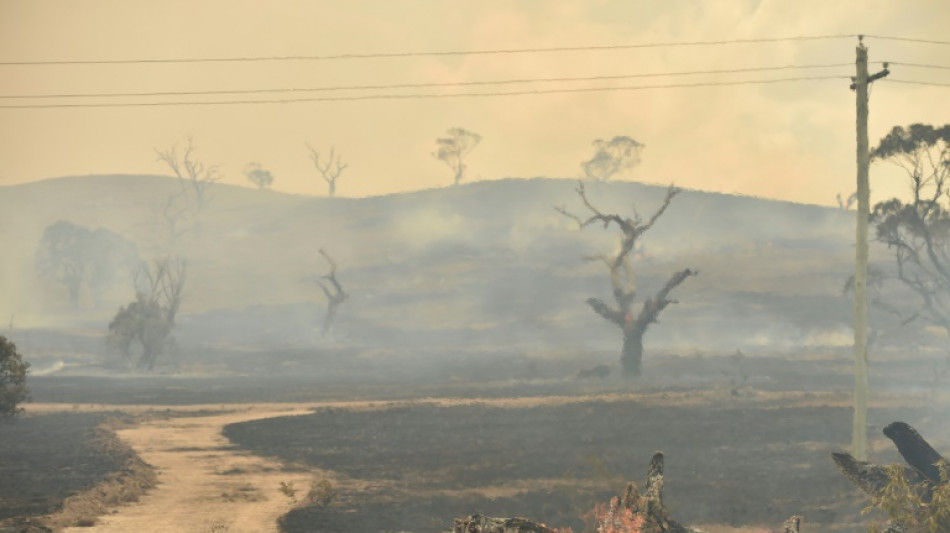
[142,344,157,372]
[621,325,645,377]
[67,282,81,309]
[322,305,338,337]
[328,180,336,198]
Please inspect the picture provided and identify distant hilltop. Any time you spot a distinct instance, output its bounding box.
[0,174,887,353]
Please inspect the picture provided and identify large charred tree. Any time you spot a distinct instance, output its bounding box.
[557,182,696,377]
[108,257,186,371]
[870,124,950,336]
[314,249,348,337]
[306,144,348,198]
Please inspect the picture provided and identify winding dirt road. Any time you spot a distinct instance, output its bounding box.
[43,404,320,533]
[27,390,891,533]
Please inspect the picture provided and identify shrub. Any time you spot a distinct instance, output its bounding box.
[307,478,333,506]
[278,481,297,502]
[866,462,950,533]
[0,335,30,418]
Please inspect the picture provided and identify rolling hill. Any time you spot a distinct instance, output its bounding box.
[0,174,909,370]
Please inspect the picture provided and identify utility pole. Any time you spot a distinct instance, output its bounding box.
[850,36,888,461]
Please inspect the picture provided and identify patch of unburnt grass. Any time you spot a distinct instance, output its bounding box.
[0,413,156,530]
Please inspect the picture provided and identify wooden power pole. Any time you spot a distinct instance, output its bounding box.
[851,36,888,461]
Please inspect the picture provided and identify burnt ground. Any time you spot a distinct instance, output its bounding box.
[224,397,946,533]
[0,413,122,523]
[5,351,950,532]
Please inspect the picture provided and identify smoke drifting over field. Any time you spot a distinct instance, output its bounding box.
[0,174,937,380]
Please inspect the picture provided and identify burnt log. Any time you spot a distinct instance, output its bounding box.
[883,421,947,485]
[833,421,949,532]
[831,452,929,499]
[451,515,560,533]
[833,421,946,499]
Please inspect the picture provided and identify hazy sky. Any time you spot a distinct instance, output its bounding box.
[1,1,948,205]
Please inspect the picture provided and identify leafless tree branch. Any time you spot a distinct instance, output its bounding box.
[307,143,348,197]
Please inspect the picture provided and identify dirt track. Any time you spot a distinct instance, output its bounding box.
[20,385,948,533]
[48,405,319,533]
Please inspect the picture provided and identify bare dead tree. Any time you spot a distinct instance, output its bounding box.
[156,136,221,234]
[314,249,348,337]
[159,189,192,248]
[556,182,696,376]
[306,144,348,197]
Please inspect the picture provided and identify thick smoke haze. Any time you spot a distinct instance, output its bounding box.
[1,1,948,205]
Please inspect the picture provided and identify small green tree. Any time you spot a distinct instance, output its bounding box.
[244,162,274,190]
[109,257,186,371]
[0,336,30,418]
[433,127,481,186]
[870,123,950,335]
[582,136,644,182]
[863,463,950,533]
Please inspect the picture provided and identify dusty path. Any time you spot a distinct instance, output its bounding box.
[50,405,320,533]
[28,388,942,533]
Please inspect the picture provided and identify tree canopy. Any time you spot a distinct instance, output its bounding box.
[0,336,29,418]
[582,136,644,182]
[35,221,140,308]
[434,128,481,186]
[244,162,275,190]
[870,123,950,335]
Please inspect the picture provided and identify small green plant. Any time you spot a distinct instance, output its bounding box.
[0,335,30,418]
[865,462,950,533]
[278,481,297,502]
[307,478,333,506]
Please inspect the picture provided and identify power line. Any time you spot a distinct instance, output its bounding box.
[886,61,950,71]
[0,75,849,109]
[0,63,853,100]
[0,34,856,66]
[883,79,950,87]
[864,35,950,46]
